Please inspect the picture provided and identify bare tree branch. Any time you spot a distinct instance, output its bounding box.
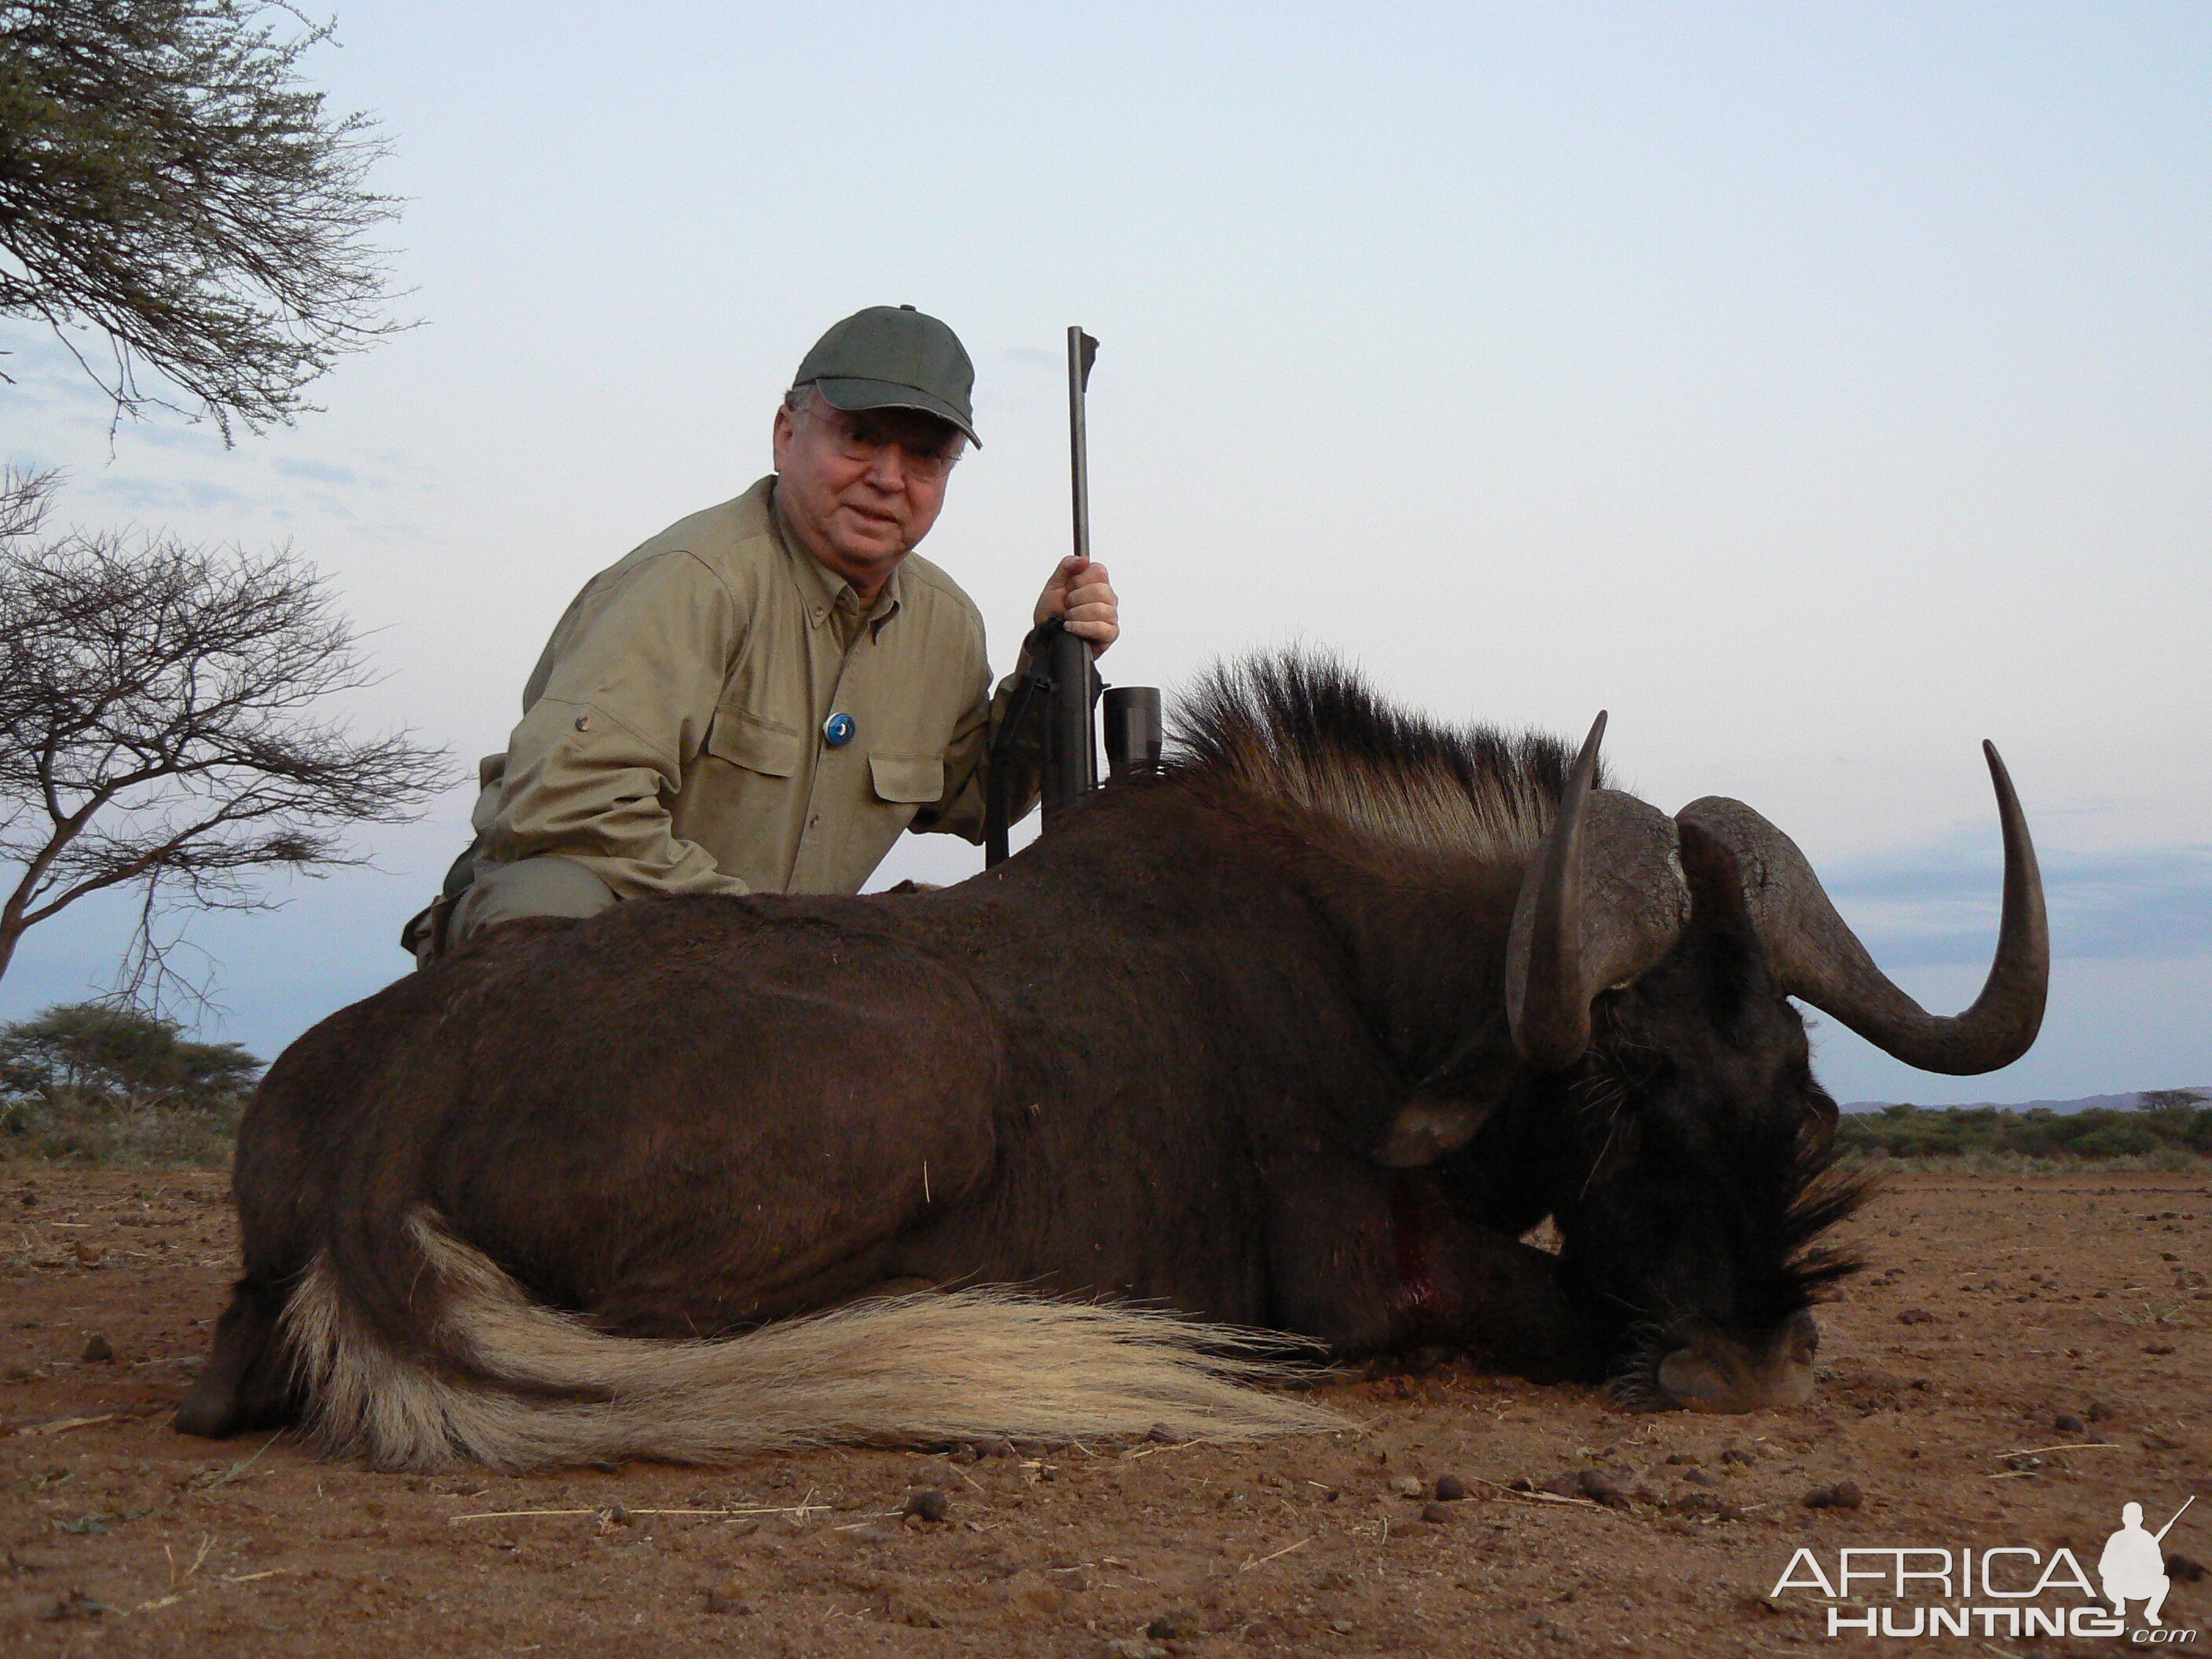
[0,463,60,540]
[0,510,452,991]
[107,881,224,1023]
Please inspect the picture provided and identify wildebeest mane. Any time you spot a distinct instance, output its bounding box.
[1168,650,1595,859]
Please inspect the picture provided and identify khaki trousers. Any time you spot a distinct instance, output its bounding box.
[445,856,617,949]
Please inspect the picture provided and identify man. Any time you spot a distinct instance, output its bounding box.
[406,305,1117,959]
[2099,1500,2181,1626]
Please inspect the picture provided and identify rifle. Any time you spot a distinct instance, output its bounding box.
[2155,1495,2196,1544]
[982,328,1161,867]
[1043,328,1103,827]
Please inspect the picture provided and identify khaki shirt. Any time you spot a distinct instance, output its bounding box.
[477,476,1034,898]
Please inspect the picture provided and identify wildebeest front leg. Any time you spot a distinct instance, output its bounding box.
[1266,1163,1579,1374]
[1423,1207,1585,1379]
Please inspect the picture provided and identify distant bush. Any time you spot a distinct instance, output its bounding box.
[2,1092,243,1167]
[0,1002,259,1168]
[1834,1090,2212,1172]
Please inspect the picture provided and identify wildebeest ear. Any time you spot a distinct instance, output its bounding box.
[1675,820,1757,936]
[1672,821,1775,1024]
[1801,1088,1840,1151]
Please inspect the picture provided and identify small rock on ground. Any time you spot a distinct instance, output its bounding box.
[1577,1469,1631,1506]
[1803,1481,1864,1510]
[903,1487,950,1523]
[702,1580,752,1615]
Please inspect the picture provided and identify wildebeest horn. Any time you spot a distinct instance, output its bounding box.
[1507,714,1693,1070]
[1675,742,2048,1076]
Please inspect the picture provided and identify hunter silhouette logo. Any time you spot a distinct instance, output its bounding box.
[2102,1497,2194,1628]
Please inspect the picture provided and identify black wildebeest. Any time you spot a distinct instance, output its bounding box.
[178,654,2047,1469]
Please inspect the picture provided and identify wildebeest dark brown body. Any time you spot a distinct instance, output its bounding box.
[180,654,2046,1469]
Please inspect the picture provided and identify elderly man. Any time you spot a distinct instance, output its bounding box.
[406,305,1116,958]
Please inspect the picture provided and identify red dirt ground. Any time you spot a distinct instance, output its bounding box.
[2,1169,2206,1657]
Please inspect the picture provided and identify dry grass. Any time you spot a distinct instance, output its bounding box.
[1832,1144,2212,1176]
[0,1094,240,1170]
[11,1111,2203,1181]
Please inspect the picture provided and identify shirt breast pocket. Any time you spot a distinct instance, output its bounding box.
[706,708,805,778]
[868,752,946,810]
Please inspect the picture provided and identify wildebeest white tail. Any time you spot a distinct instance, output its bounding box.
[283,1209,1343,1470]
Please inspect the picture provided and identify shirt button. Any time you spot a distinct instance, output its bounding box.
[573,715,591,731]
[808,813,820,829]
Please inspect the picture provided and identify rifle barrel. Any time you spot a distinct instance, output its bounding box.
[2155,1493,2195,1543]
[1068,327,1096,566]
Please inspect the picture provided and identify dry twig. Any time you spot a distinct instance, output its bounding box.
[449,1500,830,1525]
[12,1412,115,1437]
[1238,1536,1312,1573]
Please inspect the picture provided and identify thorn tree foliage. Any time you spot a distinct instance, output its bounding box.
[0,1,403,438]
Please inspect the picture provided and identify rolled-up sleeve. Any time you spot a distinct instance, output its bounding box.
[485,550,753,899]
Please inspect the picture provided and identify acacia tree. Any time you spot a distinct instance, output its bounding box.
[2137,1089,2209,1113]
[0,0,401,438]
[0,999,259,1111]
[0,501,449,1001]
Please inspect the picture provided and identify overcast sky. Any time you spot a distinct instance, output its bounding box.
[4,2,2206,1105]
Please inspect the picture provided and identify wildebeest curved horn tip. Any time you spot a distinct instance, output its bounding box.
[1505,712,1608,1071]
[1681,741,2049,1077]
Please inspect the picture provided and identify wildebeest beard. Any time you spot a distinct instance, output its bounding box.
[174,647,2038,1469]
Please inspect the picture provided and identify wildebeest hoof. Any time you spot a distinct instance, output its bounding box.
[1655,1309,1818,1412]
[173,1375,247,1438]
[173,1282,300,1440]
[173,1369,298,1439]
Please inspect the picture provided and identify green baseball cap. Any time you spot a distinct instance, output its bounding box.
[792,305,980,446]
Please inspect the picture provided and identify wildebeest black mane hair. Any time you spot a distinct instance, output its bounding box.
[1167,650,1597,860]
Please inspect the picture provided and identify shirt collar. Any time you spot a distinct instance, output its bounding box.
[770,479,903,632]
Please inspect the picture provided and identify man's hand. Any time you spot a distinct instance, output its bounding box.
[1033,555,1119,655]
